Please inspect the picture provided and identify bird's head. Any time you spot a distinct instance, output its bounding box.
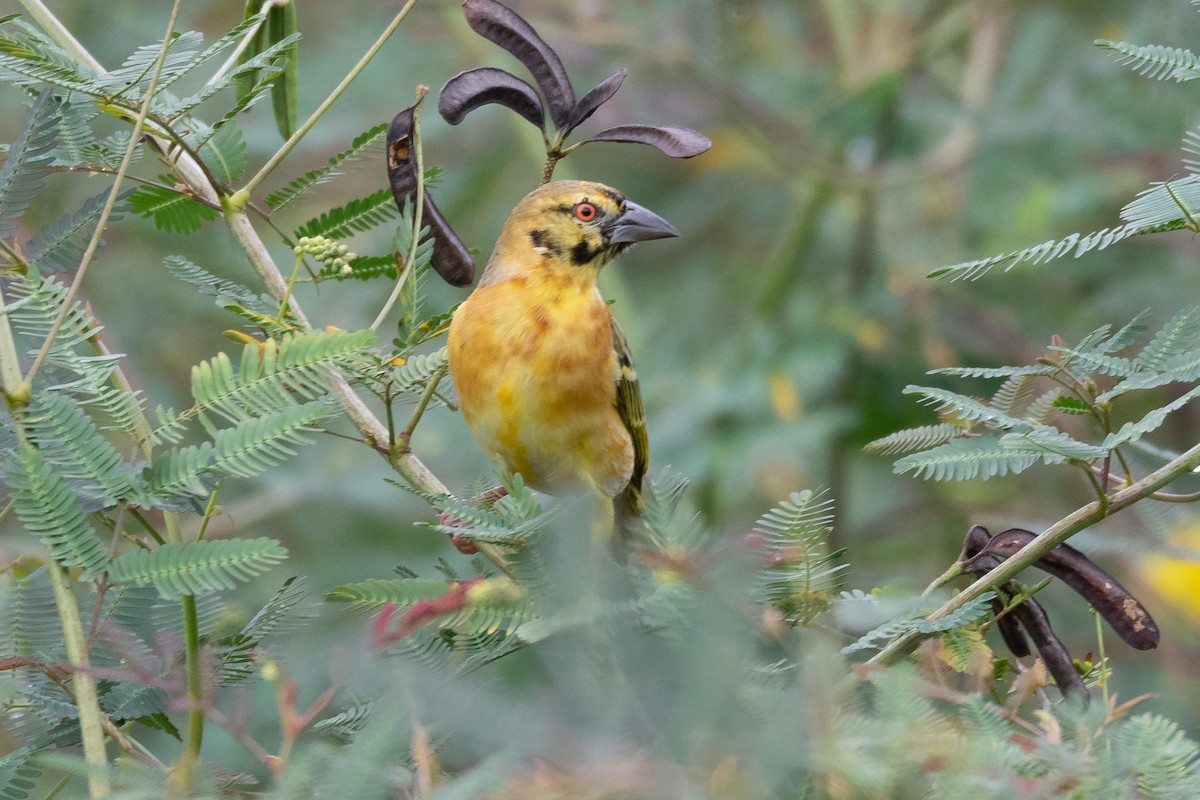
[482,180,678,285]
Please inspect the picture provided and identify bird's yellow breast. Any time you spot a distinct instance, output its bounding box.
[447,273,634,497]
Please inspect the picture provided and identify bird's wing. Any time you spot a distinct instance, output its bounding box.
[611,317,648,511]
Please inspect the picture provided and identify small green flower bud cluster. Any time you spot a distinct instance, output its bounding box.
[293,235,357,275]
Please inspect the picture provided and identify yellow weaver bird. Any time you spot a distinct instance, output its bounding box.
[447,179,678,536]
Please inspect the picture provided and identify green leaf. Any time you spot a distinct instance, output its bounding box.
[864,423,964,455]
[101,30,204,97]
[0,747,41,800]
[211,400,335,479]
[927,364,1056,379]
[0,22,103,95]
[294,188,397,241]
[1120,176,1200,229]
[842,593,996,654]
[267,122,388,210]
[162,254,275,315]
[325,578,451,607]
[107,537,288,598]
[8,444,110,578]
[1050,396,1091,415]
[1135,306,1200,371]
[754,489,845,623]
[1103,384,1200,450]
[24,392,139,507]
[199,123,247,186]
[146,401,334,499]
[0,90,58,240]
[25,188,134,274]
[902,386,1026,430]
[928,220,1184,281]
[128,184,218,234]
[893,436,1038,481]
[185,328,377,429]
[1096,39,1200,82]
[216,576,316,684]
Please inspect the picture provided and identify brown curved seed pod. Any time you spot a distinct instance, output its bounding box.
[462,0,575,130]
[967,548,1083,696]
[1004,589,1087,697]
[387,106,475,287]
[439,67,545,129]
[564,68,626,135]
[965,528,1159,651]
[581,124,712,158]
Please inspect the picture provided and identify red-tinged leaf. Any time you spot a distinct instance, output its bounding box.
[439,66,545,129]
[386,104,476,287]
[582,124,712,158]
[564,68,626,134]
[462,0,575,130]
[370,579,495,647]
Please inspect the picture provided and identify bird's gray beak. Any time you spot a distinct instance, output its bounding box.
[605,201,679,244]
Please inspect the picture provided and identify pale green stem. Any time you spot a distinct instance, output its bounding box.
[371,88,427,332]
[48,563,109,798]
[0,284,27,405]
[177,595,204,778]
[23,0,182,390]
[1093,607,1110,708]
[276,253,305,324]
[871,436,1200,665]
[240,0,421,197]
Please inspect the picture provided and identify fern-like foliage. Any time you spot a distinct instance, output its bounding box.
[325,577,453,608]
[928,220,1183,281]
[23,391,140,508]
[128,182,218,234]
[842,592,996,655]
[0,747,41,800]
[148,400,335,498]
[294,187,398,241]
[23,188,134,274]
[5,273,147,437]
[1096,39,1200,81]
[106,537,288,598]
[267,122,388,210]
[7,444,110,578]
[150,327,376,446]
[753,489,845,624]
[422,472,548,549]
[161,254,277,318]
[878,310,1200,482]
[0,20,102,96]
[199,123,247,186]
[0,89,58,240]
[216,576,317,684]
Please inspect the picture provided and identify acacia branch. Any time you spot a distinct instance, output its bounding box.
[870,437,1200,665]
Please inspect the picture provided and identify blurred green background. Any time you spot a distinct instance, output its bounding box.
[6,0,1200,762]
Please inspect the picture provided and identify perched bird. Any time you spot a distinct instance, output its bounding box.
[447,179,678,536]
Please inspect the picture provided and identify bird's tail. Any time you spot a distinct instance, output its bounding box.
[613,483,645,553]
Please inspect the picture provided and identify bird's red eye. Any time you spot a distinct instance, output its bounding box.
[573,202,598,222]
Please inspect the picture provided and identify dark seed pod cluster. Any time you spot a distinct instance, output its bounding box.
[441,0,711,164]
[957,525,1160,698]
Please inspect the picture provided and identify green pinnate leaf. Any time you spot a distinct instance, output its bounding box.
[107,538,288,598]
